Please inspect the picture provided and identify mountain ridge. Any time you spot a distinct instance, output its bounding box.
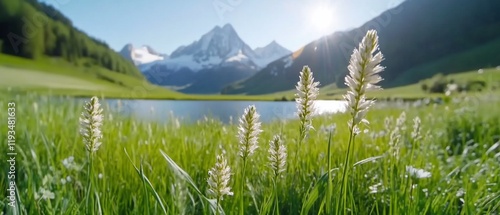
[223,0,500,95]
[136,23,291,94]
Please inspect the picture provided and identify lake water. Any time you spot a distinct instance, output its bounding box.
[105,100,347,123]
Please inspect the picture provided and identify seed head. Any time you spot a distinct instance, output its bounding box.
[268,135,287,177]
[411,116,422,140]
[343,30,384,127]
[207,155,233,199]
[80,96,103,153]
[389,112,407,158]
[238,105,262,158]
[296,66,320,140]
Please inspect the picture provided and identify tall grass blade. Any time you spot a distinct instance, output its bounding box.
[353,155,384,167]
[160,150,225,215]
[124,149,168,215]
[301,168,338,215]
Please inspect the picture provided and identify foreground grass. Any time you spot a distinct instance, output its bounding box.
[0,92,499,214]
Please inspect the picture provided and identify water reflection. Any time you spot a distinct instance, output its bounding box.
[105,100,346,124]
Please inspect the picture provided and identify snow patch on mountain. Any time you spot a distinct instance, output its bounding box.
[119,44,166,65]
[283,55,293,68]
[132,46,165,64]
[225,50,249,62]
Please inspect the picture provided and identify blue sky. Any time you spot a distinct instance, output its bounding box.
[40,0,404,54]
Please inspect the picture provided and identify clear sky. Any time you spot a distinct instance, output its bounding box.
[40,0,404,54]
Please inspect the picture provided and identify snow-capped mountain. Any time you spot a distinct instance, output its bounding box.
[119,44,166,66]
[253,41,292,67]
[142,24,259,72]
[136,23,291,94]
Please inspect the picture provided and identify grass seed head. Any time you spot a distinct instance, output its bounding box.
[296,66,320,138]
[343,30,384,128]
[238,105,262,158]
[80,96,103,153]
[268,135,287,177]
[411,116,422,140]
[207,155,233,200]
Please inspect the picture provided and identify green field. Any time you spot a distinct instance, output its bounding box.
[0,89,499,214]
[2,42,499,215]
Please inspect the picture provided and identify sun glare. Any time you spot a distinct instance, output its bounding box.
[309,5,335,33]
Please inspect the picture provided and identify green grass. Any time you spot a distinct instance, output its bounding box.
[0,91,499,214]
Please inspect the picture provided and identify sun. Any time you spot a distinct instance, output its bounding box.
[309,5,335,33]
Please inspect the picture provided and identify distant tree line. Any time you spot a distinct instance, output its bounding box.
[421,73,487,94]
[0,0,143,78]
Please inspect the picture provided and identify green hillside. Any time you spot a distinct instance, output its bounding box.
[223,0,500,95]
[265,67,500,100]
[389,37,500,87]
[0,54,283,100]
[0,54,183,98]
[0,0,142,78]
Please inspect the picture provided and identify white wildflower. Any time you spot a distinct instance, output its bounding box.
[207,155,233,199]
[62,156,81,171]
[343,30,384,129]
[406,166,431,179]
[369,182,384,194]
[320,123,337,134]
[237,105,262,158]
[62,156,74,169]
[295,66,320,140]
[80,96,103,153]
[35,188,55,200]
[268,135,287,177]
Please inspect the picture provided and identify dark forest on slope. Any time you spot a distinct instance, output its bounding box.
[0,0,143,78]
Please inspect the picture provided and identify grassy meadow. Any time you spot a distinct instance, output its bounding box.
[0,90,499,214]
[1,30,500,214]
[0,54,279,101]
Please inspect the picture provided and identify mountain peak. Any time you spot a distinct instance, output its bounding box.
[169,23,254,63]
[119,43,165,65]
[120,43,134,52]
[264,40,286,50]
[222,23,234,31]
[209,23,236,34]
[252,41,292,67]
